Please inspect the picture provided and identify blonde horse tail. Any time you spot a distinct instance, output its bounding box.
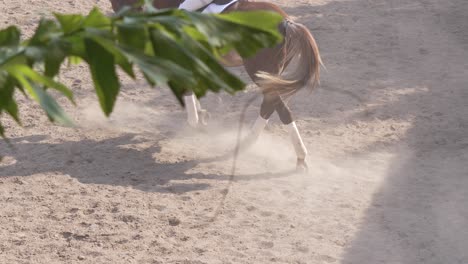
[257,19,322,97]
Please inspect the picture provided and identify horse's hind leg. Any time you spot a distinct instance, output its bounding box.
[264,93,308,172]
[287,121,308,173]
[241,34,309,171]
[241,99,271,147]
[240,93,308,172]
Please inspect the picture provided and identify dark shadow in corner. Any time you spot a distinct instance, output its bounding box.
[283,1,468,263]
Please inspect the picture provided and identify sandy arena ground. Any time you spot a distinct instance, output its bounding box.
[1,0,467,263]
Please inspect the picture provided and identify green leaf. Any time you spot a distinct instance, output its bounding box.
[114,6,135,17]
[4,64,74,102]
[0,26,20,46]
[3,98,19,123]
[67,56,82,65]
[64,34,87,59]
[29,19,60,45]
[85,38,120,116]
[0,49,27,68]
[0,75,20,122]
[217,11,282,38]
[31,84,73,125]
[116,23,147,51]
[44,41,66,77]
[121,46,195,89]
[185,11,282,57]
[26,19,67,77]
[121,10,186,30]
[24,46,46,61]
[55,13,84,34]
[0,122,5,138]
[179,33,244,94]
[86,35,134,77]
[5,67,72,125]
[148,27,244,97]
[1,6,286,138]
[83,8,111,28]
[21,66,73,101]
[68,56,82,65]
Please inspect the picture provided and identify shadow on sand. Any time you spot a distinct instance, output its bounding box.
[284,0,468,263]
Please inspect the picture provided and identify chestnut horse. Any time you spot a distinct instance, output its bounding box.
[109,0,322,172]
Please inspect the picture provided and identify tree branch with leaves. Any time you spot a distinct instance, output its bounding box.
[0,6,282,137]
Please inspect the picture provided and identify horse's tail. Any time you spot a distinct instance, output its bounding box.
[257,19,322,97]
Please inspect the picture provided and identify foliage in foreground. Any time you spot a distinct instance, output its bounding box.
[0,6,282,137]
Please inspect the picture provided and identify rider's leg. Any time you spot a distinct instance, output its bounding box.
[178,0,212,11]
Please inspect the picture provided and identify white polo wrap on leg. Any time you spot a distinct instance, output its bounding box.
[288,121,307,159]
[251,116,269,139]
[239,116,268,150]
[195,97,202,112]
[178,0,212,11]
[184,94,199,127]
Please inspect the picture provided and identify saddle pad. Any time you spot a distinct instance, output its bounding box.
[202,0,238,14]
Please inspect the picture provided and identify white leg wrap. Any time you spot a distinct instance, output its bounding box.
[184,95,199,127]
[288,122,308,159]
[250,116,269,140]
[179,0,212,11]
[239,116,268,150]
[195,97,202,112]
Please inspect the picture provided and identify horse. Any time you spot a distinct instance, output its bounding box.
[109,0,322,172]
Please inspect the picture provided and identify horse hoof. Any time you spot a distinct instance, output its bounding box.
[296,159,308,174]
[198,110,210,126]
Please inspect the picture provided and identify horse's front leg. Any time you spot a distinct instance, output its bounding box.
[195,98,210,126]
[183,92,210,128]
[183,92,199,127]
[183,51,242,128]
